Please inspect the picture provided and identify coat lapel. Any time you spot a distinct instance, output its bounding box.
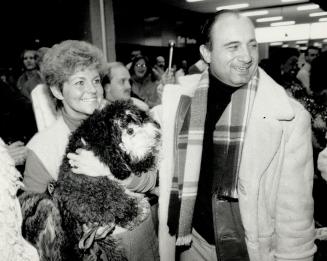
[238,68,295,251]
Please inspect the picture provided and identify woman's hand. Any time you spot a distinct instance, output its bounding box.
[67,149,111,177]
[67,149,133,187]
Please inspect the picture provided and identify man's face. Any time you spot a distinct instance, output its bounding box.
[130,50,141,61]
[201,14,258,87]
[156,56,165,69]
[105,66,131,101]
[23,50,37,71]
[306,48,319,64]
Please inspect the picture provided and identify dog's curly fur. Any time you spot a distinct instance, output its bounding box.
[20,100,161,261]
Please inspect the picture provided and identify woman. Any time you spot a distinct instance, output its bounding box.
[23,41,106,192]
[129,55,161,108]
[23,40,159,260]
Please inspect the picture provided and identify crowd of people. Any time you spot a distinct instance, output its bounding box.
[0,9,327,261]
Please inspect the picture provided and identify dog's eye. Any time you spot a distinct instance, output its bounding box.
[127,128,134,135]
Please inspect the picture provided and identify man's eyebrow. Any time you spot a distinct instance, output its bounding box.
[224,41,239,47]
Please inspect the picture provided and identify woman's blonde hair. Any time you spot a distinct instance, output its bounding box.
[41,40,107,108]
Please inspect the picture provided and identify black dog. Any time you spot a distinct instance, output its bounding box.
[20,100,161,261]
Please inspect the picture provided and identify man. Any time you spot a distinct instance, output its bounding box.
[126,49,142,70]
[102,62,149,111]
[296,46,320,95]
[155,56,165,70]
[159,10,316,261]
[153,56,166,80]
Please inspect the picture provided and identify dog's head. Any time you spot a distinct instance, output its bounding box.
[67,100,161,180]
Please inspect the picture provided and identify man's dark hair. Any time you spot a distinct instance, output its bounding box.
[305,46,320,56]
[199,10,240,49]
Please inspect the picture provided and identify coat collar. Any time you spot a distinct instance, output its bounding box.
[178,68,294,120]
[252,68,294,121]
[178,67,294,122]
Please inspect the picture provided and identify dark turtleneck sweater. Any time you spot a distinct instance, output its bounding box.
[193,73,238,245]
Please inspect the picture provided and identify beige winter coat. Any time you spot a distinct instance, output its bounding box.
[159,68,316,261]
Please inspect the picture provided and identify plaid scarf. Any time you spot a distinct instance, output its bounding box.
[167,70,259,246]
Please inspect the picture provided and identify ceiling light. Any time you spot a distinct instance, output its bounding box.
[256,16,283,22]
[313,42,322,47]
[297,4,319,11]
[270,42,283,46]
[270,21,295,26]
[319,17,327,22]
[186,0,204,2]
[216,3,249,11]
[143,17,159,22]
[296,40,308,44]
[242,10,269,17]
[309,12,327,17]
[281,0,301,2]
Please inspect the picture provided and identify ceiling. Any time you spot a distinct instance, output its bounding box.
[158,0,327,27]
[0,0,325,68]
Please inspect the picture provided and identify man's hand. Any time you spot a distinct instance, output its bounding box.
[157,69,176,100]
[7,141,27,166]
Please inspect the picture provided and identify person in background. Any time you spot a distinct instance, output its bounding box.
[276,48,301,93]
[0,76,37,172]
[297,46,320,95]
[153,55,166,80]
[173,59,188,80]
[155,56,166,71]
[129,55,161,108]
[102,62,149,111]
[188,58,208,75]
[16,49,43,101]
[126,49,142,70]
[311,50,327,106]
[311,51,327,260]
[22,40,159,261]
[0,77,37,145]
[30,46,58,132]
[159,10,316,261]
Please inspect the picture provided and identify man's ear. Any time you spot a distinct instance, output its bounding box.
[50,85,64,100]
[199,44,211,64]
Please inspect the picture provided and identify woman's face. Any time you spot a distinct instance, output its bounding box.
[134,59,147,79]
[23,50,37,70]
[283,56,299,77]
[61,68,103,120]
